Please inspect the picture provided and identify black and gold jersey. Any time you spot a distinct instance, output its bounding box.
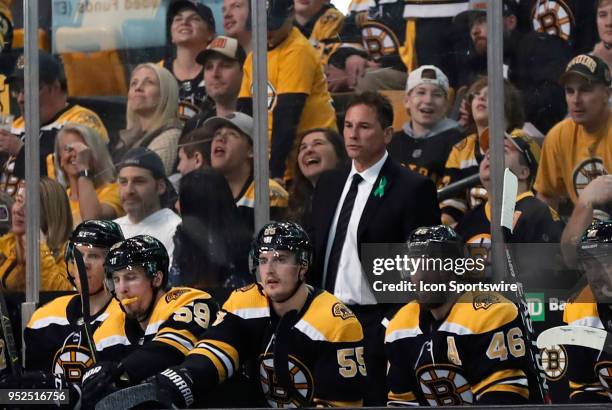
[456,192,564,244]
[439,133,486,222]
[184,283,365,407]
[0,103,108,197]
[563,286,612,403]
[388,120,464,185]
[24,295,129,383]
[296,4,345,43]
[386,291,536,406]
[161,59,207,121]
[527,0,598,55]
[103,287,219,383]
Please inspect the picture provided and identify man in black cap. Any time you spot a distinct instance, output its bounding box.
[238,0,337,182]
[114,147,180,265]
[536,54,612,212]
[164,0,216,120]
[0,52,108,197]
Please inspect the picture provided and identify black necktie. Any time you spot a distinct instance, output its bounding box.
[325,173,363,292]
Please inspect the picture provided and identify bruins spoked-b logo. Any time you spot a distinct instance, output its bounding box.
[541,345,567,381]
[573,158,607,198]
[52,344,95,382]
[416,364,473,406]
[259,353,314,408]
[532,0,574,41]
[360,22,400,61]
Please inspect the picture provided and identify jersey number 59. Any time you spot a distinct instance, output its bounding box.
[173,302,211,329]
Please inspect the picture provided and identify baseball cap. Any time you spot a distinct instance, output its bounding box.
[196,36,246,66]
[118,147,167,179]
[505,131,541,178]
[168,0,216,31]
[268,0,294,31]
[559,54,612,87]
[5,52,66,86]
[406,65,449,94]
[202,112,254,142]
[454,0,519,28]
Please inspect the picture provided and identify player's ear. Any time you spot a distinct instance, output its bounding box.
[152,271,163,287]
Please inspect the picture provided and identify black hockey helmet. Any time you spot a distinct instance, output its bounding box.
[104,235,170,293]
[250,221,312,269]
[66,220,125,262]
[579,220,612,260]
[406,225,464,259]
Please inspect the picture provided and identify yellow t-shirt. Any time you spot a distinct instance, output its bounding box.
[310,7,345,43]
[240,27,337,160]
[68,182,125,227]
[535,112,612,204]
[0,232,73,292]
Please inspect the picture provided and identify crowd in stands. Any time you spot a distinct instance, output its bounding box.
[0,0,609,406]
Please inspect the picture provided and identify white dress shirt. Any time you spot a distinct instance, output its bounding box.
[323,151,388,305]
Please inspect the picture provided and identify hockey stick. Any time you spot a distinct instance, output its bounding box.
[0,289,20,376]
[95,383,178,410]
[500,169,550,403]
[437,174,481,201]
[73,247,97,364]
[537,325,612,354]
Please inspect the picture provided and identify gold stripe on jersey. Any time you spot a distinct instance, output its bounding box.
[154,327,197,354]
[480,382,529,400]
[236,179,288,209]
[563,286,604,328]
[191,339,239,382]
[313,398,363,407]
[222,283,269,316]
[388,390,417,402]
[310,7,344,42]
[27,295,73,328]
[348,0,374,13]
[569,380,607,399]
[472,368,528,397]
[147,287,213,327]
[298,292,363,343]
[385,302,421,342]
[443,292,518,335]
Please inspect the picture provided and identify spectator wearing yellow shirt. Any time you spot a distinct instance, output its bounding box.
[54,124,124,227]
[0,179,73,292]
[238,0,337,181]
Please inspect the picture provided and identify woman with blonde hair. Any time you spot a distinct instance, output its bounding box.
[54,123,124,226]
[0,178,73,292]
[113,63,182,174]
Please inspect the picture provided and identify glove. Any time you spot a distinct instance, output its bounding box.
[146,367,195,408]
[82,362,129,405]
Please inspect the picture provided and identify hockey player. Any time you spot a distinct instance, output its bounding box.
[23,220,125,382]
[142,222,365,408]
[385,225,540,405]
[562,220,612,403]
[81,235,219,404]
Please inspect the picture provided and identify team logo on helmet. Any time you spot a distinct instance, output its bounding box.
[259,353,314,407]
[541,345,567,381]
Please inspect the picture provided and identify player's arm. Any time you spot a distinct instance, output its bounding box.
[150,307,263,408]
[564,344,610,403]
[466,317,531,404]
[385,329,419,406]
[120,297,219,383]
[311,323,366,407]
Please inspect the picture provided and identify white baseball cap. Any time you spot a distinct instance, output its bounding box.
[406,65,450,94]
[202,112,254,141]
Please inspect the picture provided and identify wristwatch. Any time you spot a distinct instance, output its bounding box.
[78,169,91,179]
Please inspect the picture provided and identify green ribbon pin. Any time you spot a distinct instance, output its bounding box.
[373,176,387,198]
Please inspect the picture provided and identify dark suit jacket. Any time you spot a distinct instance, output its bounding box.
[309,156,441,288]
